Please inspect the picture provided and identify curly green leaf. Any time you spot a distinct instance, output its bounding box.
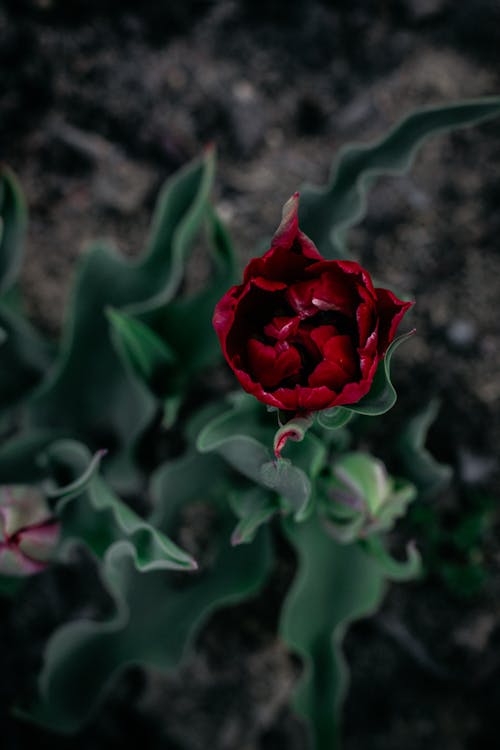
[299,97,500,258]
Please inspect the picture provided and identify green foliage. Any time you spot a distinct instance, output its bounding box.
[0,166,27,294]
[299,97,500,259]
[0,167,52,412]
[106,308,179,395]
[228,486,277,545]
[2,96,500,745]
[42,439,197,571]
[345,331,415,416]
[25,451,272,732]
[108,205,236,429]
[280,514,419,750]
[197,393,326,522]
[316,407,353,431]
[27,150,221,491]
[410,492,493,598]
[398,399,453,498]
[320,451,417,542]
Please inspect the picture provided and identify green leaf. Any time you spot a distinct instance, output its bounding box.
[197,394,273,471]
[0,166,27,294]
[361,536,421,582]
[203,391,269,430]
[130,146,217,313]
[280,513,388,750]
[0,169,52,411]
[261,459,311,520]
[0,302,52,413]
[27,151,216,490]
[299,97,500,258]
[25,451,272,732]
[398,399,452,498]
[229,486,276,545]
[316,407,353,431]
[197,395,315,517]
[0,430,63,484]
[142,204,237,377]
[345,330,414,416]
[106,307,178,395]
[106,205,236,422]
[38,439,196,572]
[333,452,389,515]
[162,393,182,429]
[41,442,107,502]
[199,422,271,481]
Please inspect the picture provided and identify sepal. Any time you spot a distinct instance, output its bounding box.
[344,330,415,416]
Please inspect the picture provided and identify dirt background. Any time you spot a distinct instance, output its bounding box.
[1,0,500,748]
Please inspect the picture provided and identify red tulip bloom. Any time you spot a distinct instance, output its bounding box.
[213,194,412,414]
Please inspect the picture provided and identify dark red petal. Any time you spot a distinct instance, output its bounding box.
[336,260,377,298]
[271,192,300,249]
[271,194,322,260]
[310,270,358,315]
[355,284,377,345]
[308,359,352,390]
[230,365,286,409]
[272,384,339,412]
[358,329,379,378]
[294,385,338,411]
[309,325,339,354]
[213,286,240,358]
[296,230,324,261]
[242,195,322,286]
[307,258,376,292]
[375,288,414,354]
[247,339,301,389]
[250,276,287,292]
[286,278,317,317]
[323,334,357,377]
[264,316,301,340]
[334,376,374,407]
[222,282,289,363]
[243,245,315,286]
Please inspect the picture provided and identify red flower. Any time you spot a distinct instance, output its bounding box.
[213,194,412,414]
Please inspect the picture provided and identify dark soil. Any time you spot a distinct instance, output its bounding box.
[2,1,500,748]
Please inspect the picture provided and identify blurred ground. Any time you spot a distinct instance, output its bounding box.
[1,1,500,748]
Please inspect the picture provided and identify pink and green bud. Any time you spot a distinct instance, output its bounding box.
[321,452,416,543]
[0,486,60,577]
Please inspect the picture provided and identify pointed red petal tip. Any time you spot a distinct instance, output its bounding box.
[282,192,299,219]
[273,193,300,247]
[204,141,216,154]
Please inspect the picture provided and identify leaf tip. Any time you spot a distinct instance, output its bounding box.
[203,141,217,160]
[230,530,243,547]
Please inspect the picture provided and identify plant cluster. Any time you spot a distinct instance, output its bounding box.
[1,98,500,748]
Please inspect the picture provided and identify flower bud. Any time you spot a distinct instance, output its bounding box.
[320,452,416,542]
[0,486,60,577]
